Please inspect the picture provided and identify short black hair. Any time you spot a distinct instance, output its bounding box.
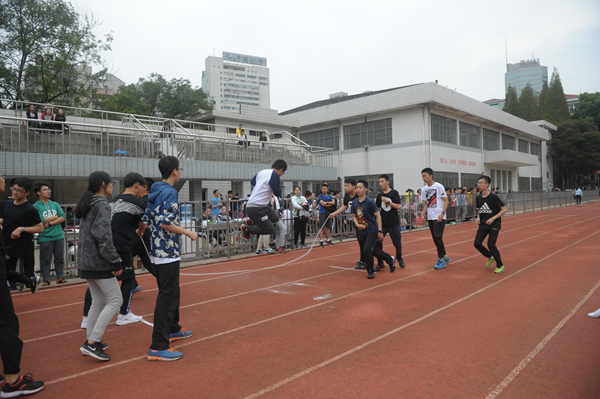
[479,175,491,185]
[322,183,329,188]
[227,190,232,194]
[124,172,146,188]
[357,179,368,189]
[13,178,32,192]
[34,182,49,196]
[421,168,434,176]
[271,159,287,172]
[213,189,219,195]
[344,177,356,186]
[304,190,312,197]
[143,177,155,191]
[158,156,179,179]
[379,174,390,181]
[9,178,16,187]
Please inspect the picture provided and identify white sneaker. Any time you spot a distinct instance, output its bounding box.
[81,316,87,329]
[587,308,600,318]
[116,311,143,326]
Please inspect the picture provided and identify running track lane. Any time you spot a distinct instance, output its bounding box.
[12,203,600,398]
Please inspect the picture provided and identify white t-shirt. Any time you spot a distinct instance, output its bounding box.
[421,182,447,220]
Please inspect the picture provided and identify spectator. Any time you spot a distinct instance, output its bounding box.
[317,184,335,247]
[211,190,221,222]
[291,186,309,249]
[574,186,582,206]
[227,190,239,218]
[457,188,467,223]
[259,132,268,150]
[26,104,40,133]
[238,129,248,150]
[0,178,43,290]
[54,109,69,134]
[33,183,67,286]
[40,108,55,131]
[235,124,243,138]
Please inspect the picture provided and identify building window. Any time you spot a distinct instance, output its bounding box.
[490,169,496,188]
[461,173,481,190]
[459,122,481,149]
[483,129,500,151]
[299,128,339,150]
[502,170,507,191]
[531,178,542,191]
[518,139,529,154]
[508,171,512,191]
[530,142,541,161]
[518,177,530,192]
[435,172,459,189]
[343,118,392,150]
[502,134,515,151]
[431,113,457,145]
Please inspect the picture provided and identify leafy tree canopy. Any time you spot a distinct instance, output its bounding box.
[543,67,570,125]
[503,85,521,117]
[572,92,600,132]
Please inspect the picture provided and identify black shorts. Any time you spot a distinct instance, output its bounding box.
[319,212,332,229]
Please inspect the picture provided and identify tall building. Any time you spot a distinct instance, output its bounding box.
[202,52,270,112]
[505,58,548,95]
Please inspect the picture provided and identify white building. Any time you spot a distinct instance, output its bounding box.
[201,52,270,112]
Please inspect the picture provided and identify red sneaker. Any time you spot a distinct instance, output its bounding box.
[241,225,251,240]
[245,217,254,226]
[56,278,67,284]
[277,246,287,254]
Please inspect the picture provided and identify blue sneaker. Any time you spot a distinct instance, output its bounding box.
[434,259,446,270]
[256,249,263,255]
[443,255,451,263]
[148,348,182,362]
[265,248,276,254]
[133,285,143,294]
[300,245,307,248]
[169,328,192,343]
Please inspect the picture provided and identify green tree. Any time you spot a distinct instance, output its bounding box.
[543,67,570,125]
[137,73,167,116]
[536,82,549,120]
[97,85,149,118]
[503,85,521,118]
[0,0,112,107]
[160,78,211,119]
[549,119,600,188]
[572,92,600,132]
[519,83,535,121]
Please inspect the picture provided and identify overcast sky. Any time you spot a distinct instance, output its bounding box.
[70,0,600,112]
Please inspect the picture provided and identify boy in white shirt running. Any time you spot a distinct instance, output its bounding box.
[420,168,451,269]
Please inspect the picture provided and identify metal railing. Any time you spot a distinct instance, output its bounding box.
[30,191,598,278]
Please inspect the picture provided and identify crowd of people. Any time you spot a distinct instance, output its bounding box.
[235,124,269,150]
[26,105,69,134]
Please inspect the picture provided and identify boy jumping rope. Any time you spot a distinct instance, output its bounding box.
[420,168,451,269]
[474,175,507,274]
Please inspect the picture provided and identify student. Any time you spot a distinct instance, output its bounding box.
[143,156,198,362]
[574,187,582,206]
[238,129,248,150]
[291,186,309,248]
[131,177,156,284]
[0,171,45,397]
[33,183,67,286]
[76,171,123,361]
[211,190,221,222]
[351,180,395,279]
[235,124,243,138]
[241,159,288,254]
[375,174,406,270]
[474,175,507,274]
[0,178,43,290]
[317,183,335,247]
[420,168,451,270]
[329,178,364,269]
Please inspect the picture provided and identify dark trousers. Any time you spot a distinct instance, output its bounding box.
[376,225,403,260]
[131,237,156,278]
[575,195,582,205]
[151,261,182,351]
[474,227,503,267]
[6,238,35,279]
[427,220,446,259]
[357,233,393,273]
[356,226,365,263]
[0,279,23,375]
[5,258,34,290]
[293,217,307,246]
[247,206,279,236]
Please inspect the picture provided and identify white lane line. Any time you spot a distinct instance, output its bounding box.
[141,319,154,327]
[240,230,600,399]
[45,228,599,387]
[485,277,600,399]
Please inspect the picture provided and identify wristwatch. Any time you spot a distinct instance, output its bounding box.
[23,227,28,232]
[378,230,383,233]
[441,212,446,215]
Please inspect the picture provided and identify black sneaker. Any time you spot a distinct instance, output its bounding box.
[389,256,396,273]
[0,375,3,385]
[326,240,335,246]
[1,373,44,397]
[399,257,406,269]
[319,241,324,248]
[80,340,111,361]
[354,262,366,270]
[367,272,375,279]
[374,265,381,273]
[82,342,109,356]
[377,262,385,270]
[29,275,39,294]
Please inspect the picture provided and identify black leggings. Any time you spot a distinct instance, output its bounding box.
[294,217,307,246]
[474,227,503,267]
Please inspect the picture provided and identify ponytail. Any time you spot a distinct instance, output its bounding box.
[74,171,112,219]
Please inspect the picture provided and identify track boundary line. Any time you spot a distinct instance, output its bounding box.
[240,230,600,399]
[485,277,600,399]
[43,220,599,386]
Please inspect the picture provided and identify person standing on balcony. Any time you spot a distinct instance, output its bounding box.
[236,124,243,138]
[54,109,68,134]
[238,130,248,150]
[259,132,268,150]
[33,183,67,286]
[26,104,40,133]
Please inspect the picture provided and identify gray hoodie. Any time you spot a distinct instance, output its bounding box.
[77,195,121,279]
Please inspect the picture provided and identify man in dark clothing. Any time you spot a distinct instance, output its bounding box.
[375,174,406,271]
[0,172,45,396]
[329,177,363,269]
[474,175,507,274]
[132,178,156,284]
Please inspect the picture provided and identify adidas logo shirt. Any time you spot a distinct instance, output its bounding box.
[476,192,505,229]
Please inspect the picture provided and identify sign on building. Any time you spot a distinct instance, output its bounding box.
[223,51,267,67]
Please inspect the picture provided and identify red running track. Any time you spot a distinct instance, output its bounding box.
[10,202,600,399]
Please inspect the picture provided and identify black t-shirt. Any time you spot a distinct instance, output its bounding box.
[110,194,146,253]
[376,189,401,227]
[476,192,505,230]
[343,192,358,207]
[0,200,42,257]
